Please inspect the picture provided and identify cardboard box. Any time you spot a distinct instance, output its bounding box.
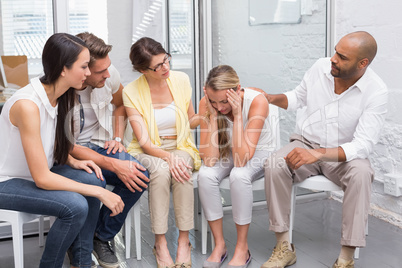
[1,55,29,88]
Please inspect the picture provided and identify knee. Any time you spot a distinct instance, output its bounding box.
[197,167,220,191]
[88,172,106,188]
[345,161,374,186]
[143,169,150,180]
[264,155,287,181]
[60,193,89,225]
[129,154,150,179]
[139,168,150,189]
[229,168,251,187]
[150,165,171,186]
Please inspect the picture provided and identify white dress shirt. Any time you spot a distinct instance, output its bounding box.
[284,57,388,161]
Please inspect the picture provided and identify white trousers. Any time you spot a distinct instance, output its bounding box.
[198,150,270,225]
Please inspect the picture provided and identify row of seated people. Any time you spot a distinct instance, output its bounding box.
[0,31,386,268]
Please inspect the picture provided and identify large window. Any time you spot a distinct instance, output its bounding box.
[0,0,53,75]
[0,0,107,77]
[68,0,108,41]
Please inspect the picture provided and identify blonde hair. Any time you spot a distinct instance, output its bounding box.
[204,65,240,159]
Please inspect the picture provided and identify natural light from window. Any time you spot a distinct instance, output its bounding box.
[0,0,107,77]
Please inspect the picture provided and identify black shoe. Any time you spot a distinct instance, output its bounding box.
[92,238,119,268]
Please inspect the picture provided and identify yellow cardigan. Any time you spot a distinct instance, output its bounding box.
[123,71,200,170]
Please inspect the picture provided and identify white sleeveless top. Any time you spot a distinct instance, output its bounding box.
[153,101,177,136]
[0,77,57,182]
[227,88,272,151]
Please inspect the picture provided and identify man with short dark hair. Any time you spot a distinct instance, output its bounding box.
[70,32,150,268]
[262,31,387,268]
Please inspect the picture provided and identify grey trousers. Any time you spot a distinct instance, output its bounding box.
[135,139,194,234]
[264,134,373,247]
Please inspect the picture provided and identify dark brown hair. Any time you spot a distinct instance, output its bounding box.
[129,37,166,72]
[40,33,88,164]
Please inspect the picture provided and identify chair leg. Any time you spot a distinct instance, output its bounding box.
[49,216,56,227]
[125,208,132,260]
[201,209,207,254]
[38,216,44,247]
[354,248,360,259]
[354,220,368,260]
[365,220,369,236]
[133,202,141,260]
[210,231,215,250]
[289,185,297,243]
[194,188,200,231]
[11,215,24,268]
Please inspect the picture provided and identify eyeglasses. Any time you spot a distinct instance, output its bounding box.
[148,53,172,72]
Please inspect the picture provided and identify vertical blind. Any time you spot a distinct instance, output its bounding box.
[1,0,53,59]
[0,0,107,76]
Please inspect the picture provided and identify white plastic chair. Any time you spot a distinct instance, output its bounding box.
[198,104,281,254]
[0,209,45,268]
[105,185,142,260]
[123,202,141,260]
[290,175,368,259]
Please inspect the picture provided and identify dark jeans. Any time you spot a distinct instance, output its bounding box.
[0,167,104,268]
[82,142,149,241]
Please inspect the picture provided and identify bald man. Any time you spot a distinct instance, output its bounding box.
[261,31,388,268]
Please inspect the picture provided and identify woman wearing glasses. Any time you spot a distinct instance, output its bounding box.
[198,65,272,268]
[123,37,200,268]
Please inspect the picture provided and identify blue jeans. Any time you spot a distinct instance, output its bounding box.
[0,167,105,268]
[83,143,149,241]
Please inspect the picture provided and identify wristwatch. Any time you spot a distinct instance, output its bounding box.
[114,137,122,143]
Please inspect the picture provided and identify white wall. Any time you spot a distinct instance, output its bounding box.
[107,0,165,86]
[106,0,137,86]
[334,0,402,226]
[106,0,402,226]
[211,0,327,145]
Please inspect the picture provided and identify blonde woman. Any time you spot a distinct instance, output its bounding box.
[123,37,200,268]
[198,65,272,268]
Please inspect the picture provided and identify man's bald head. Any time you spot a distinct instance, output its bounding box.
[342,31,377,64]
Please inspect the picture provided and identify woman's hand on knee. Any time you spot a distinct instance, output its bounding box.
[167,154,192,183]
[68,158,103,180]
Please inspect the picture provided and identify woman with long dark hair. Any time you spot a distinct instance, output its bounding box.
[0,33,124,268]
